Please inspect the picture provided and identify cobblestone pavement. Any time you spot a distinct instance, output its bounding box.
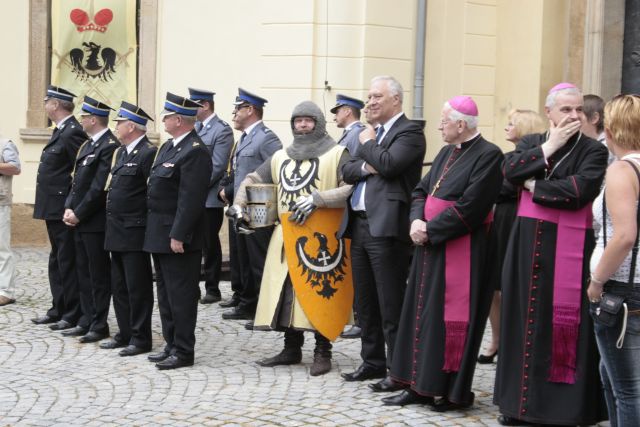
[1,248,508,426]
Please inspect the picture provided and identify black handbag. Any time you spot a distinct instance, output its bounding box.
[595,292,625,327]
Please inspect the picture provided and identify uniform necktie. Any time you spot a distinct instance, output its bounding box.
[350,126,385,210]
[195,121,203,132]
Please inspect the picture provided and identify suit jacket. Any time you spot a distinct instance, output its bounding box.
[337,121,365,156]
[339,114,426,240]
[143,130,212,254]
[64,129,119,232]
[33,116,86,220]
[196,114,234,208]
[219,121,281,203]
[104,137,157,252]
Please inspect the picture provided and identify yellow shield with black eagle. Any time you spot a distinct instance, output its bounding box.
[281,208,353,341]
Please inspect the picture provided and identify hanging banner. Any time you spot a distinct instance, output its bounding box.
[51,0,137,113]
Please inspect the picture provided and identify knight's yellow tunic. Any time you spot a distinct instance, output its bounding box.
[253,145,344,331]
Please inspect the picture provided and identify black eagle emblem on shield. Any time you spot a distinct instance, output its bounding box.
[279,158,320,211]
[295,232,347,299]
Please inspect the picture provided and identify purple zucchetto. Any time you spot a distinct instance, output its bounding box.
[448,95,478,117]
[548,82,578,94]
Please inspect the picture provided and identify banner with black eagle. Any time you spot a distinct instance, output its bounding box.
[51,0,137,113]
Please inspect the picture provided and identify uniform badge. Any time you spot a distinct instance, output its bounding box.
[192,142,200,147]
[125,163,137,167]
[162,162,175,168]
[108,139,116,144]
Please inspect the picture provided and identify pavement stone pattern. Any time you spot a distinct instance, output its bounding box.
[0,248,516,426]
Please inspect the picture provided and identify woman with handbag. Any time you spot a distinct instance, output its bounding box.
[588,94,640,426]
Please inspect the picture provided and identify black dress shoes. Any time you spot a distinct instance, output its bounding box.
[219,295,240,308]
[119,345,150,357]
[100,339,127,350]
[497,415,529,426]
[382,389,435,406]
[430,397,472,412]
[31,314,58,325]
[155,355,194,370]
[477,349,498,364]
[341,364,386,382]
[368,376,408,393]
[49,320,74,331]
[200,293,221,304]
[61,326,89,337]
[79,331,109,343]
[340,325,362,339]
[148,351,170,362]
[244,321,254,330]
[222,307,254,320]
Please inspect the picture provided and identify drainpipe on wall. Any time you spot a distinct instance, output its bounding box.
[412,0,427,122]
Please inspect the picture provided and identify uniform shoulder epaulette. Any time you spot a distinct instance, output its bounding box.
[356,122,366,128]
[220,120,229,127]
[108,139,117,144]
[263,127,271,134]
[193,141,200,147]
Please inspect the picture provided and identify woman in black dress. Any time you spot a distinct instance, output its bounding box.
[478,109,547,363]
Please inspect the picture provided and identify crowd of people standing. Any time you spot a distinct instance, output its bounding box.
[2,76,639,426]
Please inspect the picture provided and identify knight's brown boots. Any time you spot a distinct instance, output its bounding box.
[310,333,332,376]
[256,329,303,367]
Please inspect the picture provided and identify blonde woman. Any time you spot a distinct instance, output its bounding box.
[588,94,640,426]
[478,109,546,363]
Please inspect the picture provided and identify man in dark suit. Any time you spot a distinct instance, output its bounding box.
[218,89,281,322]
[60,97,118,344]
[32,86,85,329]
[99,102,157,356]
[144,92,212,370]
[188,88,234,304]
[339,76,426,389]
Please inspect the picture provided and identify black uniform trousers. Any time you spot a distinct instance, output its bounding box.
[235,225,273,314]
[350,215,410,370]
[153,251,200,361]
[110,251,153,349]
[227,219,243,299]
[202,207,224,297]
[45,220,80,323]
[75,231,111,333]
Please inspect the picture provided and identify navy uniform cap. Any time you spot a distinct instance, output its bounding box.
[161,92,201,117]
[45,85,76,102]
[188,87,215,102]
[79,96,114,117]
[330,94,365,114]
[113,101,154,125]
[233,88,268,108]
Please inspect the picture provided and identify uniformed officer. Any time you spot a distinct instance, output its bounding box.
[331,94,366,156]
[60,97,119,344]
[188,87,234,304]
[144,92,212,370]
[32,86,85,330]
[218,88,282,323]
[99,102,157,356]
[331,94,365,340]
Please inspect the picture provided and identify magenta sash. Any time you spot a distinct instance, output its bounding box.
[517,191,592,384]
[424,196,492,372]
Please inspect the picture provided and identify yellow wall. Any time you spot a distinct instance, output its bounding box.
[0,1,30,203]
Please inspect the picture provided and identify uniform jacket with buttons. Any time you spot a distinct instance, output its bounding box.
[143,130,212,254]
[104,137,157,252]
[337,121,365,157]
[219,121,281,203]
[196,114,234,208]
[33,116,86,220]
[64,128,119,232]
